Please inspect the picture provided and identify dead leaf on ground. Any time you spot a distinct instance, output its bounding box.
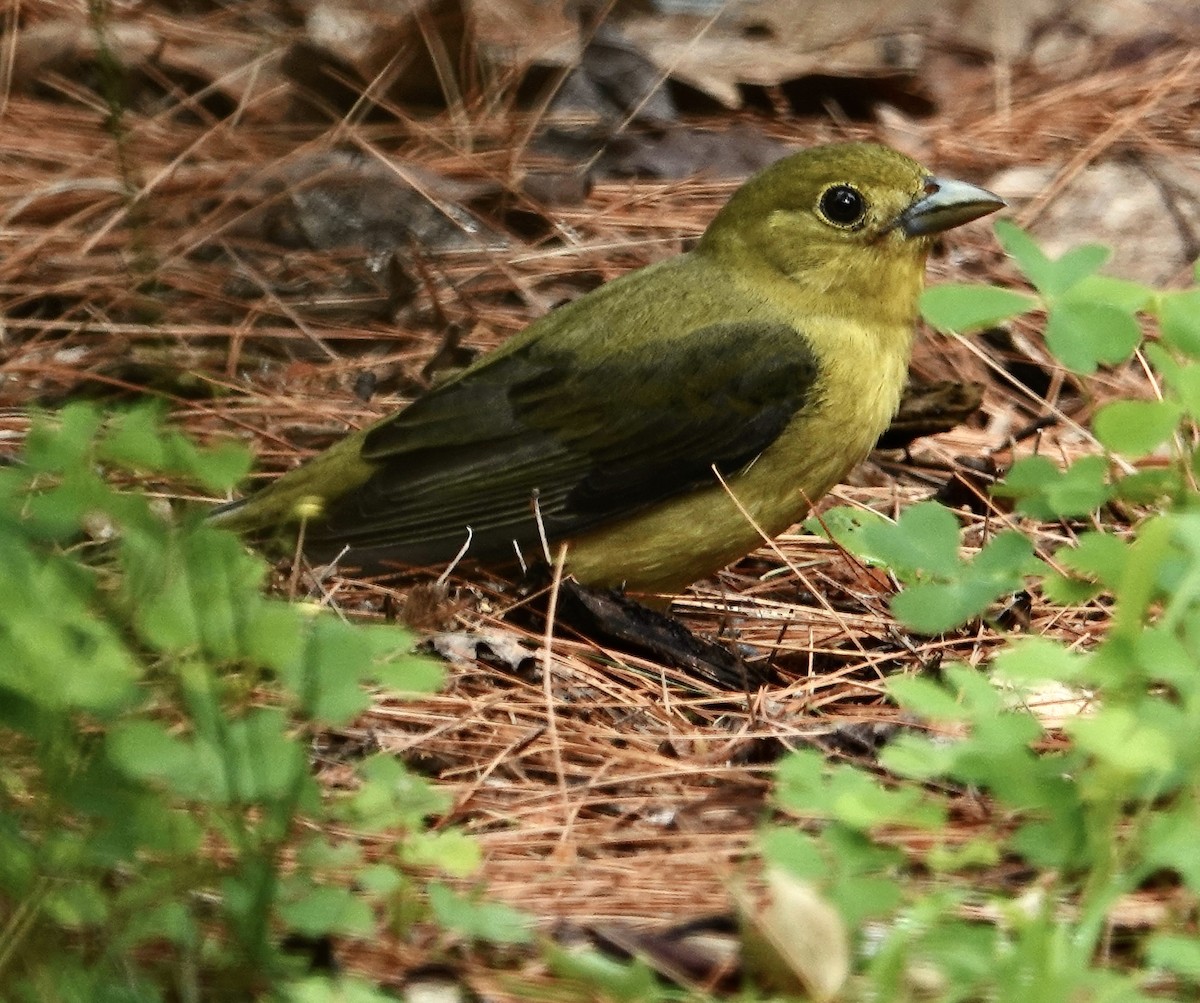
[228,151,508,257]
[9,18,161,91]
[614,0,929,109]
[532,19,786,178]
[989,156,1200,285]
[736,868,851,1002]
[284,0,469,107]
[426,629,539,675]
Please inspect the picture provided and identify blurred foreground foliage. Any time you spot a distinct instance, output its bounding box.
[0,404,514,1001]
[742,226,1200,1001]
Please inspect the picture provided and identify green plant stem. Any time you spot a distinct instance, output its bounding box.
[87,0,156,284]
[1112,516,1173,641]
[0,878,47,983]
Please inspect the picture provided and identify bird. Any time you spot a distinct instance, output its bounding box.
[211,142,1003,598]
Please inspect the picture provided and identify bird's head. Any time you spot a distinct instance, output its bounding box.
[699,142,1004,322]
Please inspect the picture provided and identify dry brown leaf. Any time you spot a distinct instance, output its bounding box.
[286,0,469,106]
[613,0,1196,108]
[229,151,507,256]
[989,157,1200,285]
[737,868,851,1002]
[157,41,291,122]
[469,0,579,69]
[10,18,161,89]
[427,629,539,673]
[614,0,934,108]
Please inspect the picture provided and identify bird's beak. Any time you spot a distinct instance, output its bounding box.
[898,177,1006,237]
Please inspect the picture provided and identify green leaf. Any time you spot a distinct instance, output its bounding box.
[849,503,1035,634]
[1041,571,1101,606]
[283,976,400,1003]
[1009,814,1088,871]
[999,455,1112,519]
[427,883,534,945]
[241,602,306,673]
[773,749,826,806]
[545,946,663,1002]
[23,403,104,474]
[1113,468,1179,506]
[278,884,375,938]
[290,617,373,725]
[296,836,363,870]
[804,506,890,562]
[96,407,252,492]
[97,406,171,471]
[20,472,116,541]
[1058,273,1155,312]
[880,734,957,782]
[891,532,1035,635]
[959,662,1023,712]
[1145,803,1200,893]
[1147,934,1200,981]
[119,702,311,805]
[1160,289,1200,358]
[1044,300,1142,373]
[991,636,1090,684]
[891,581,999,636]
[1069,708,1173,776]
[1058,530,1128,586]
[775,750,944,830]
[858,502,961,580]
[220,708,311,803]
[920,284,1038,332]
[758,827,826,880]
[355,624,443,695]
[1044,530,1131,604]
[829,773,944,831]
[889,583,966,634]
[183,440,254,492]
[128,528,266,659]
[0,822,36,896]
[355,863,405,899]
[341,756,451,830]
[120,900,195,948]
[889,675,966,720]
[0,552,142,713]
[1039,457,1113,516]
[1038,245,1112,297]
[826,874,905,928]
[1134,626,1200,691]
[45,881,110,928]
[107,720,198,783]
[1093,399,1182,456]
[1163,360,1200,418]
[372,654,444,695]
[400,830,482,877]
[994,221,1110,296]
[993,221,1053,286]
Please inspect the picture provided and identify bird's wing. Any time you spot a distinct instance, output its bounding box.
[308,321,819,564]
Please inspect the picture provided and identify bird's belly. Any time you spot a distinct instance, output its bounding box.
[563,480,797,596]
[565,392,893,595]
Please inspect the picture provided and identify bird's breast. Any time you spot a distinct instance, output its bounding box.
[733,313,912,526]
[563,314,913,595]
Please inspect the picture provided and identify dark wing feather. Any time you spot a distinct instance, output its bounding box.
[308,321,818,564]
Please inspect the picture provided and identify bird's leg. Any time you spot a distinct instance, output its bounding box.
[551,580,775,691]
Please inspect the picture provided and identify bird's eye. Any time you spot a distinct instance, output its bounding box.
[818,184,867,228]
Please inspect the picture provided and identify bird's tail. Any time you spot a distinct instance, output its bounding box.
[207,496,249,525]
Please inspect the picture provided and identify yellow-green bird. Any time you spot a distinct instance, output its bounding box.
[212,142,1003,596]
